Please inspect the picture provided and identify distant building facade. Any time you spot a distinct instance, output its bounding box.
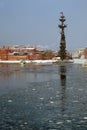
[73,48,87,59]
[0,45,55,60]
[84,48,87,59]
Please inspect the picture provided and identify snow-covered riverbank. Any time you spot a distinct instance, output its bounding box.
[73,59,87,64]
[0,59,58,64]
[0,59,86,65]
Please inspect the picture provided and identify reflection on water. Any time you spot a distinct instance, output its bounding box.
[0,63,87,129]
[0,64,21,79]
[60,65,66,86]
[59,65,66,114]
[0,64,58,81]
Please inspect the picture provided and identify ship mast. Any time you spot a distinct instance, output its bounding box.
[58,12,67,60]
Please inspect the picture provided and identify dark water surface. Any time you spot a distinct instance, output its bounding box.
[0,63,87,130]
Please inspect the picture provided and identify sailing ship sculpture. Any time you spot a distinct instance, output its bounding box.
[58,12,67,60]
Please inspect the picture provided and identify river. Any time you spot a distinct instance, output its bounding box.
[0,63,87,130]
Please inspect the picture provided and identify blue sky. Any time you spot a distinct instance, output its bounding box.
[0,0,87,51]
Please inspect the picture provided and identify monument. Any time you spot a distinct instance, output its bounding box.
[58,12,67,60]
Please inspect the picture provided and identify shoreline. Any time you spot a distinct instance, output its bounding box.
[0,59,86,65]
[0,59,58,65]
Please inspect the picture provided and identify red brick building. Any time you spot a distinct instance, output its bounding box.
[84,48,87,59]
[0,46,49,60]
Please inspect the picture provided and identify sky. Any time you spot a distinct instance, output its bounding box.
[0,0,87,51]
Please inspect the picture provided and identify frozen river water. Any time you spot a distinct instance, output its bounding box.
[0,63,87,130]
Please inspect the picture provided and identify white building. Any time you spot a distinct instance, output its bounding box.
[73,48,85,59]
